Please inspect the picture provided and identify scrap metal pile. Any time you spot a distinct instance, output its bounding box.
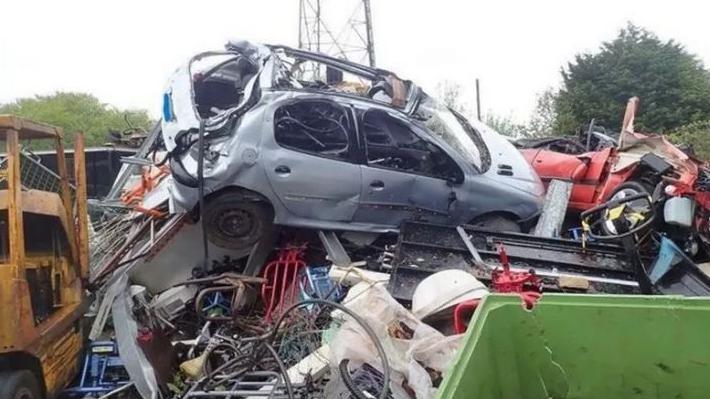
[79,42,710,399]
[85,224,479,399]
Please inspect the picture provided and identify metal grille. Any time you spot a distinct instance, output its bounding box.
[89,206,133,274]
[0,151,74,197]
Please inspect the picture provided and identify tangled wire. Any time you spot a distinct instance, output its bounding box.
[176,299,390,399]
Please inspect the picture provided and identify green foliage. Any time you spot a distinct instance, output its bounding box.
[524,89,559,137]
[668,120,710,161]
[0,92,154,147]
[554,23,710,134]
[436,80,470,116]
[484,90,559,138]
[484,113,527,137]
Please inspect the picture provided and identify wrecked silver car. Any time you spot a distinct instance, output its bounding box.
[162,41,543,250]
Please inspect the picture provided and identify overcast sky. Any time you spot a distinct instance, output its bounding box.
[1,0,708,123]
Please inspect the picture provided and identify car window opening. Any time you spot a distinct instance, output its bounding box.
[274,100,352,160]
[415,94,489,172]
[193,56,259,118]
[362,109,464,182]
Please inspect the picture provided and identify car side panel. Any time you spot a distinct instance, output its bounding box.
[410,175,458,224]
[263,150,362,222]
[261,94,362,222]
[353,166,415,225]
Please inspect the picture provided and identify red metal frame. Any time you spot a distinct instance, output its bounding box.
[492,244,542,309]
[453,244,543,333]
[453,299,480,334]
[260,245,307,321]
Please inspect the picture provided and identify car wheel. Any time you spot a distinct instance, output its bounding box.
[0,371,42,399]
[602,181,651,235]
[469,214,521,232]
[203,193,274,250]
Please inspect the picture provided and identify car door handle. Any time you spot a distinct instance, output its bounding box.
[369,180,385,190]
[274,165,291,175]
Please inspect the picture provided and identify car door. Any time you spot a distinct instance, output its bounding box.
[263,97,362,222]
[352,107,464,226]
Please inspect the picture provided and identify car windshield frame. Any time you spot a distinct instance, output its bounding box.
[415,94,486,172]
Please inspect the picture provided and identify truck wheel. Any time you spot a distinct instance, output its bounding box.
[469,214,521,232]
[0,371,42,399]
[203,193,274,250]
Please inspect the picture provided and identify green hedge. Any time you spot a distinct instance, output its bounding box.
[668,120,710,161]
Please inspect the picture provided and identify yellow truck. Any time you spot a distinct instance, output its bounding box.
[0,116,89,399]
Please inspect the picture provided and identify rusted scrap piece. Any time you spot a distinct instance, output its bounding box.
[0,116,88,397]
[387,75,407,108]
[178,272,266,286]
[90,216,154,285]
[55,133,78,265]
[558,275,591,290]
[6,129,25,270]
[0,114,63,139]
[621,96,640,134]
[187,273,266,321]
[74,133,90,280]
[91,213,188,286]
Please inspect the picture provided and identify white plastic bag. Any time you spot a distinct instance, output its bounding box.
[328,283,462,399]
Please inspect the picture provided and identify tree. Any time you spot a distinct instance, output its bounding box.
[668,120,710,160]
[524,89,560,137]
[484,90,560,138]
[484,113,528,137]
[554,23,710,134]
[0,92,154,147]
[436,80,470,116]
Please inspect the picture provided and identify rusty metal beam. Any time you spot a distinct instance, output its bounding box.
[73,133,89,280]
[7,129,25,273]
[0,115,62,140]
[55,134,78,264]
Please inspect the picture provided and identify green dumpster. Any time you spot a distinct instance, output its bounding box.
[437,294,710,399]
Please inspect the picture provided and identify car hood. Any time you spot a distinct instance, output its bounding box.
[469,119,545,197]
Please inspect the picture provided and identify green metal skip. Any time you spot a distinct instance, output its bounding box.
[437,294,710,399]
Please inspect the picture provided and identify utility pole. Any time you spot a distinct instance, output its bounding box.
[315,0,321,54]
[476,78,482,121]
[363,0,375,67]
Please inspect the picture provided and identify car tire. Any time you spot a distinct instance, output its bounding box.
[601,181,651,235]
[469,214,521,233]
[0,370,42,399]
[203,193,274,251]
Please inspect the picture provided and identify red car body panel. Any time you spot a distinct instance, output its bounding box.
[521,147,637,211]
